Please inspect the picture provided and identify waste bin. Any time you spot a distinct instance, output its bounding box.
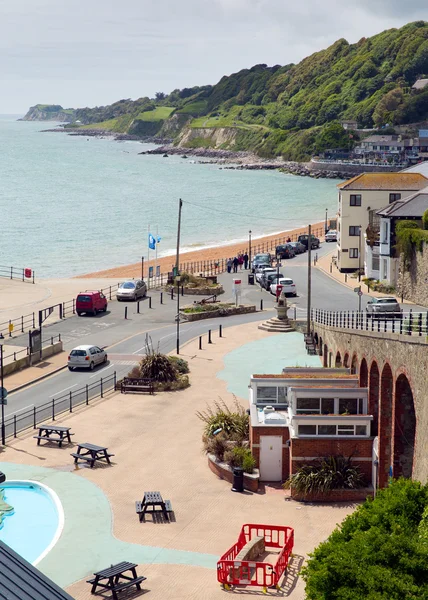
[248,273,255,285]
[231,466,244,493]
[0,472,5,484]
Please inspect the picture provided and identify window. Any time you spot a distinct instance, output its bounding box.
[298,425,316,435]
[338,425,354,435]
[372,256,380,271]
[356,425,367,436]
[296,398,320,414]
[318,425,336,435]
[350,194,362,206]
[339,398,358,415]
[278,387,287,403]
[349,248,359,258]
[256,386,288,405]
[321,398,335,414]
[389,193,401,203]
[349,226,360,236]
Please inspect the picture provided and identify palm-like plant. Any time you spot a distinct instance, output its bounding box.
[284,455,366,495]
[138,335,177,382]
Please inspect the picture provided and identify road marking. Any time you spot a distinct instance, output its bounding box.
[49,383,78,397]
[6,403,34,415]
[89,364,113,378]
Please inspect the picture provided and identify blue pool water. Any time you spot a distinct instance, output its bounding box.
[0,482,59,564]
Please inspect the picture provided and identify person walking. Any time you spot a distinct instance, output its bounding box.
[243,252,249,270]
[238,254,244,270]
[232,256,239,273]
[227,258,232,274]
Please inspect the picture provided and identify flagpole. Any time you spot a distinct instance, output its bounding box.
[147,224,150,285]
[155,225,158,287]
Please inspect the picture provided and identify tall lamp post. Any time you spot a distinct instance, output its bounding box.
[176,276,181,354]
[325,208,328,234]
[248,230,252,271]
[358,224,362,282]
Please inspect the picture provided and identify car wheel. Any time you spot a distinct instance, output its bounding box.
[68,366,74,371]
[293,293,297,297]
[77,312,82,316]
[90,362,95,371]
[103,355,107,363]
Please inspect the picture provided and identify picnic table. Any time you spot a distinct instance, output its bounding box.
[87,561,146,600]
[34,425,73,448]
[71,443,114,468]
[135,491,172,522]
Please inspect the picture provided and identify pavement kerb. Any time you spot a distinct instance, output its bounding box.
[8,364,68,393]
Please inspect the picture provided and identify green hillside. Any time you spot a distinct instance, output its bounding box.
[23,21,428,158]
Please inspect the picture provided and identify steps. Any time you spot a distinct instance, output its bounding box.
[258,317,294,332]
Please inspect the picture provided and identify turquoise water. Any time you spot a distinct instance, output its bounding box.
[218,332,321,399]
[1,115,338,277]
[0,483,59,563]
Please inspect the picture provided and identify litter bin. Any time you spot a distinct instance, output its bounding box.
[0,472,5,484]
[231,466,244,493]
[248,273,255,285]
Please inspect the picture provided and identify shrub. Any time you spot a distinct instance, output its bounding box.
[168,356,189,374]
[155,375,190,391]
[196,398,249,441]
[139,352,177,382]
[284,455,366,495]
[206,432,229,461]
[224,446,256,474]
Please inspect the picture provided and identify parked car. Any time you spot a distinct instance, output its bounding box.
[298,234,320,249]
[117,279,147,301]
[256,266,276,283]
[68,345,107,371]
[76,291,108,316]
[270,278,297,297]
[325,230,338,242]
[261,272,284,290]
[252,253,272,271]
[366,297,402,319]
[289,241,306,254]
[275,244,295,259]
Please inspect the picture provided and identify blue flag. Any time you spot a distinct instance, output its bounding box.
[148,233,156,250]
[157,236,162,244]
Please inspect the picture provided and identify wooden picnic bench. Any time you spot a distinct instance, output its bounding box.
[71,442,114,468]
[34,425,74,448]
[87,561,146,600]
[120,377,154,395]
[135,491,173,522]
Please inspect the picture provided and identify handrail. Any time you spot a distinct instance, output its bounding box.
[0,265,35,283]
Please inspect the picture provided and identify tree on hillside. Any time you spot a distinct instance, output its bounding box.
[314,121,352,153]
[155,92,166,100]
[302,479,428,600]
[373,88,405,126]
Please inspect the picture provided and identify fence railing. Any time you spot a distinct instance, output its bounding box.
[312,309,428,337]
[4,372,117,441]
[0,265,35,283]
[1,334,62,366]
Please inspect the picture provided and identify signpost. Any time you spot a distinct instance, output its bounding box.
[354,286,363,317]
[232,279,242,307]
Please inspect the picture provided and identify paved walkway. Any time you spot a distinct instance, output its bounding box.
[3,351,66,391]
[0,322,357,599]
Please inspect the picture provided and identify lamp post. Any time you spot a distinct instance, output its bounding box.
[248,230,252,271]
[325,208,328,234]
[358,225,362,282]
[0,345,5,446]
[176,276,181,354]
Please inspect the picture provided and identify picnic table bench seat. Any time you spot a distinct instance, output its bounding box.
[121,377,154,395]
[87,561,145,600]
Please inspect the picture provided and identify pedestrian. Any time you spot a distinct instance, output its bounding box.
[238,254,244,270]
[243,251,249,270]
[227,258,232,274]
[232,256,239,273]
[286,236,291,243]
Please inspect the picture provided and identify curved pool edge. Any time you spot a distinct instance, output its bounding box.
[4,479,65,566]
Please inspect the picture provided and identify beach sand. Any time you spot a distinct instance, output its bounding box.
[79,221,325,279]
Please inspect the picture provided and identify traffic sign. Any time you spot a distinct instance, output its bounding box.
[358,291,363,297]
[0,387,8,405]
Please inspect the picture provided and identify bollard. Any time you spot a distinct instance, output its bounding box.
[208,329,212,344]
[137,301,140,314]
[330,263,332,273]
[199,336,202,350]
[149,296,152,309]
[294,307,296,320]
[124,306,128,319]
[181,285,184,296]
[160,292,163,304]
[219,324,222,338]
[171,288,174,300]
[345,274,347,283]
[260,299,263,311]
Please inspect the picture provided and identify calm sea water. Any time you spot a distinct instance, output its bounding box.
[0,115,339,278]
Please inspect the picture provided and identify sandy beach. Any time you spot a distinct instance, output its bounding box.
[80,221,326,279]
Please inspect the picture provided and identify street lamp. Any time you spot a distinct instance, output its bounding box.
[176,276,181,355]
[248,230,252,271]
[325,208,328,234]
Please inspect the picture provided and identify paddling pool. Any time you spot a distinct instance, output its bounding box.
[0,480,64,564]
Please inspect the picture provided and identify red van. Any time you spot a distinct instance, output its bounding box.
[76,291,108,316]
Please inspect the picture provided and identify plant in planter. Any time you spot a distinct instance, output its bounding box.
[196,398,249,441]
[224,446,256,474]
[283,455,366,496]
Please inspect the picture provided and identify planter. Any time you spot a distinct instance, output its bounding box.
[207,453,259,492]
[181,304,256,322]
[290,486,373,503]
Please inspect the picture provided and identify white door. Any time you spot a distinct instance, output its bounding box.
[260,436,282,481]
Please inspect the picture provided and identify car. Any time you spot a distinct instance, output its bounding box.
[325,230,338,242]
[270,278,297,297]
[68,345,108,371]
[252,253,272,271]
[275,244,295,259]
[366,297,402,319]
[289,241,306,254]
[261,272,284,290]
[298,234,320,250]
[117,279,147,301]
[76,291,108,316]
[255,266,276,283]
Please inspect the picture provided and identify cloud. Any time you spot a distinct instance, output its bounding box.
[0,0,427,112]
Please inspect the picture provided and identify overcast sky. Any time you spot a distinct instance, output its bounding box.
[1,0,427,114]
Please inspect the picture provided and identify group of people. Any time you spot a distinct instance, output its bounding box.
[226,252,249,273]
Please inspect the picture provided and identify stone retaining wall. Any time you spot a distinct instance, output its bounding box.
[182,304,256,322]
[398,243,428,307]
[291,487,373,503]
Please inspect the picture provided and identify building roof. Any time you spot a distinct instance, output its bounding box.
[0,540,75,600]
[377,186,428,218]
[412,79,428,90]
[252,373,358,379]
[338,172,428,191]
[361,135,397,144]
[401,161,428,176]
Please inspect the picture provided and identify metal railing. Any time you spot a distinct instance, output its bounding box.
[3,372,117,440]
[1,334,62,366]
[312,308,428,337]
[0,265,35,283]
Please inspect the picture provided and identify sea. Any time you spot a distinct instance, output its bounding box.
[0,115,339,278]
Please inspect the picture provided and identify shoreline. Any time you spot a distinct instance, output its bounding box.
[78,221,326,279]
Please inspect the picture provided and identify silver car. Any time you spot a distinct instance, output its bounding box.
[68,345,107,371]
[117,279,147,301]
[366,297,402,319]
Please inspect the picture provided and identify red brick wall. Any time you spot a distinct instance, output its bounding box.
[291,487,373,502]
[379,364,393,488]
[250,426,290,480]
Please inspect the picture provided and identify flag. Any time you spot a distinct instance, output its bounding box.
[157,236,161,244]
[148,233,156,250]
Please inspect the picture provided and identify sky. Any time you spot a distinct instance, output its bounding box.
[1,0,427,114]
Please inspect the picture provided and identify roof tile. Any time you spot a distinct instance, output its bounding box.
[338,172,428,191]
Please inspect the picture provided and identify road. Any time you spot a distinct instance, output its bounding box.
[3,242,424,426]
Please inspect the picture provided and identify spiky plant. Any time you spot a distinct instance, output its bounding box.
[284,455,366,495]
[137,335,178,382]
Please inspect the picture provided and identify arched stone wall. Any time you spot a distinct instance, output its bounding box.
[360,358,368,388]
[351,353,358,374]
[379,363,393,488]
[394,374,416,479]
[335,351,342,368]
[368,361,379,437]
[344,353,350,368]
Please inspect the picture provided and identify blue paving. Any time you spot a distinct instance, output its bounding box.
[217,331,321,399]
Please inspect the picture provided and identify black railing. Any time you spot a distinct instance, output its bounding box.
[312,308,428,337]
[3,372,117,440]
[1,334,62,366]
[0,265,35,283]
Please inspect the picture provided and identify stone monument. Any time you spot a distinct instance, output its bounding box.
[258,290,295,332]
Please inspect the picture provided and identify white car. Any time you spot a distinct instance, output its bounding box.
[68,345,108,371]
[255,266,277,283]
[325,230,337,242]
[270,278,297,297]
